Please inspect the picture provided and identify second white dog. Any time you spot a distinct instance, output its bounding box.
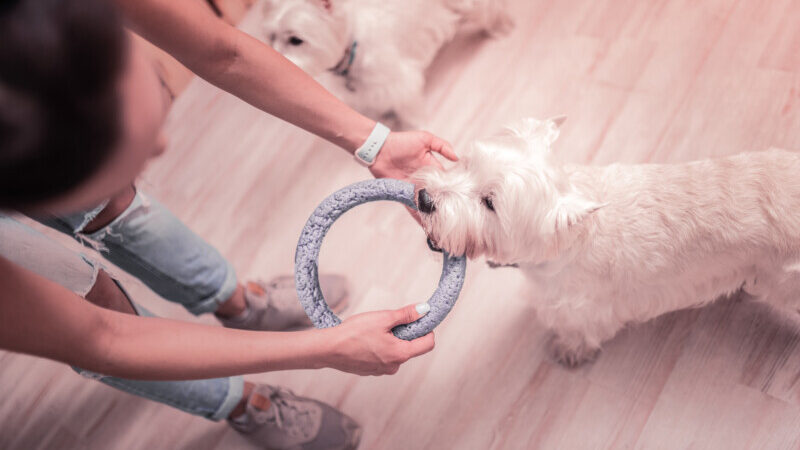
[261,0,513,128]
[414,117,800,366]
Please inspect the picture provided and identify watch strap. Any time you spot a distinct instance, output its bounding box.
[354,122,390,166]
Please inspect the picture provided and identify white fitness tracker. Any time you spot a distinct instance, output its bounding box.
[354,122,391,167]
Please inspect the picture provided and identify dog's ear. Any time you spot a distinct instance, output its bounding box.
[538,116,566,146]
[504,116,566,147]
[549,193,604,233]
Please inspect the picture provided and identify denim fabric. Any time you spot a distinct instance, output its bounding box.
[38,189,238,315]
[72,297,243,421]
[0,215,98,296]
[0,213,243,421]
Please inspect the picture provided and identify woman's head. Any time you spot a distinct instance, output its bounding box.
[0,0,169,214]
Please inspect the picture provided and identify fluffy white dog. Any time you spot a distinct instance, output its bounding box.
[261,0,513,128]
[414,117,800,366]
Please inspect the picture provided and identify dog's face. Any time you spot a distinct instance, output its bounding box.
[414,117,602,264]
[262,0,349,76]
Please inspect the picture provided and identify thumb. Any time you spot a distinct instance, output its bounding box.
[389,302,431,328]
[423,152,444,171]
[429,136,458,162]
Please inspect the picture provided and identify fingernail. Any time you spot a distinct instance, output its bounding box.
[415,302,430,315]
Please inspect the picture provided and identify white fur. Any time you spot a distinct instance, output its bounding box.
[415,117,800,366]
[261,0,513,128]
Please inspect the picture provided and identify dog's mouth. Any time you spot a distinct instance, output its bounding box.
[426,236,443,253]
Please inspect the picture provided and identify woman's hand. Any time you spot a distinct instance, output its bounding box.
[321,303,435,375]
[369,131,458,180]
[117,0,458,181]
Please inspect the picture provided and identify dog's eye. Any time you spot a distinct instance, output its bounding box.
[482,197,495,212]
[288,36,304,46]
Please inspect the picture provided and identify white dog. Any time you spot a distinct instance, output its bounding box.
[261,0,513,128]
[414,117,800,366]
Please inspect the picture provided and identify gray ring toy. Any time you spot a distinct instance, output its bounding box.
[294,179,467,340]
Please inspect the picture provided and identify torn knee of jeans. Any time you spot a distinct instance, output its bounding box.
[72,201,111,252]
[74,230,111,253]
[73,190,149,251]
[72,201,108,235]
[76,254,101,297]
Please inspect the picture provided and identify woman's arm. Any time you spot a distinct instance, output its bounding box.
[114,0,457,179]
[0,256,434,380]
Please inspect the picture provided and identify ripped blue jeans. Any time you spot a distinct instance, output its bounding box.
[41,190,238,315]
[0,188,244,421]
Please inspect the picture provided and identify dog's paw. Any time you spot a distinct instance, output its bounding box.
[546,333,600,368]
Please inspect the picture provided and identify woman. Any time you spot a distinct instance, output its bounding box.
[0,0,453,448]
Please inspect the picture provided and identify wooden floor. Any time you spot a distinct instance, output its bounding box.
[3,0,800,448]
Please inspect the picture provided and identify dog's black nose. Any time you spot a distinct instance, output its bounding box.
[418,189,435,214]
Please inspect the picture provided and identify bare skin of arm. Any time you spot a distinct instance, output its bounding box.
[114,0,457,179]
[0,256,434,380]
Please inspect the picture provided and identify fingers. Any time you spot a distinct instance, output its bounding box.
[388,303,436,358]
[389,302,430,327]
[425,153,445,171]
[403,332,436,358]
[365,365,399,376]
[428,134,458,162]
[375,333,434,376]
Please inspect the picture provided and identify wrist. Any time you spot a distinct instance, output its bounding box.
[353,122,391,167]
[306,327,341,369]
[337,116,377,154]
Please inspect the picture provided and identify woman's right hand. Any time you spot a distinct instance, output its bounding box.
[321,303,435,376]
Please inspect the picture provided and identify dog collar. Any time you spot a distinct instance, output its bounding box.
[330,41,357,77]
[487,261,519,269]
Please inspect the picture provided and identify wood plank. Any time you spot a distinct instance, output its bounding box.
[4,0,800,448]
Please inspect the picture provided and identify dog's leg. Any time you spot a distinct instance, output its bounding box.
[545,330,601,368]
[539,301,624,368]
[749,261,800,319]
[479,6,514,37]
[533,294,609,367]
[450,0,515,37]
[388,72,427,130]
[392,96,426,130]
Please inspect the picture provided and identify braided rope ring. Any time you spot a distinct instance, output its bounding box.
[294,179,467,340]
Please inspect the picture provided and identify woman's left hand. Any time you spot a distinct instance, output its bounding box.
[368,131,458,180]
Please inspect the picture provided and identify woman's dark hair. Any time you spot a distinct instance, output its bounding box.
[0,0,127,209]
